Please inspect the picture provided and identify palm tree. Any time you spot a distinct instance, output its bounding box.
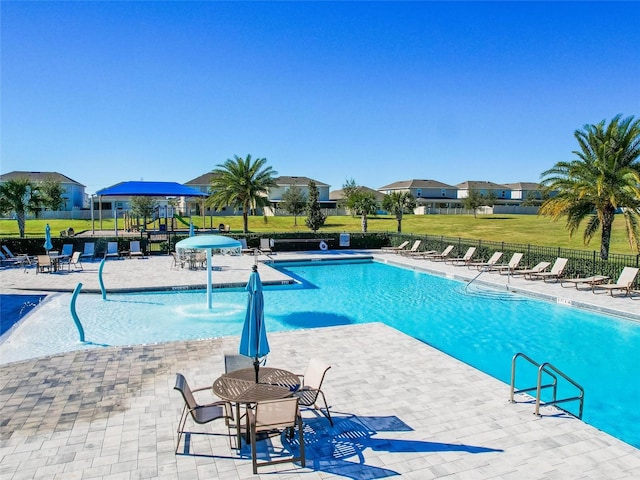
[341,179,379,232]
[0,177,43,238]
[206,155,277,233]
[540,115,640,260]
[382,191,416,232]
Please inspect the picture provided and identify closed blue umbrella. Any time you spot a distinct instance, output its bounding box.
[239,265,270,382]
[189,222,195,237]
[44,224,53,251]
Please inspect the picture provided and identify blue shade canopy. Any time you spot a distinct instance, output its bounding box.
[96,181,207,197]
[175,235,241,250]
[239,267,270,382]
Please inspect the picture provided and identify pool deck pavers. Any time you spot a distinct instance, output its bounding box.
[1,250,639,479]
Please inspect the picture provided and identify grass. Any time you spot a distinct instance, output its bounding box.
[0,214,636,255]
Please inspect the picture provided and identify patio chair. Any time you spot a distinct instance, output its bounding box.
[445,246,477,266]
[104,241,120,259]
[68,251,83,271]
[36,255,53,274]
[592,267,639,296]
[259,238,273,254]
[248,397,305,474]
[224,353,255,373]
[422,244,455,261]
[2,245,34,266]
[526,257,568,282]
[173,373,232,453]
[511,261,551,277]
[239,239,254,255]
[80,242,95,260]
[294,358,333,426]
[61,244,74,257]
[560,275,610,290]
[129,240,145,258]
[381,240,410,253]
[399,240,422,256]
[0,250,24,268]
[487,252,524,275]
[467,251,503,270]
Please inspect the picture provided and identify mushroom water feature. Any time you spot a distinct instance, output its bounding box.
[174,235,242,309]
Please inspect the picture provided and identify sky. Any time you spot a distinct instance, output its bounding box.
[2,1,639,196]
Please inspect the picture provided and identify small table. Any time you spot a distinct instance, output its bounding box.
[48,253,70,272]
[212,367,300,448]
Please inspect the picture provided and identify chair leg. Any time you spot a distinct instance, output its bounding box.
[175,406,189,453]
[317,391,333,426]
[250,423,258,474]
[297,414,305,468]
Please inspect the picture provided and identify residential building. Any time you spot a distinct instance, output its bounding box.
[0,171,86,210]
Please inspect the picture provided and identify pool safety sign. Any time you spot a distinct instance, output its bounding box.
[339,233,350,247]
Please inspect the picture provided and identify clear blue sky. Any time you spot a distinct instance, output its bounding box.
[2,1,639,195]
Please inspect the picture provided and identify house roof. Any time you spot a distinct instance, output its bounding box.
[275,176,329,187]
[503,182,542,190]
[184,172,217,185]
[330,186,386,201]
[0,171,85,187]
[456,180,510,190]
[96,181,208,197]
[378,179,457,190]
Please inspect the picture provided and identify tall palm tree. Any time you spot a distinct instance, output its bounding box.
[540,115,640,260]
[0,177,43,238]
[206,155,277,233]
[382,191,416,232]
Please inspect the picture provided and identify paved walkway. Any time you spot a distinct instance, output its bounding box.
[1,250,639,479]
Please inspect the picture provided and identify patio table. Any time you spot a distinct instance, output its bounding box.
[212,367,299,448]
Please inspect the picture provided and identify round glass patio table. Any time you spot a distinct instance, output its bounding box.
[212,367,300,448]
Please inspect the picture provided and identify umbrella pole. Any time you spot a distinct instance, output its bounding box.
[253,358,260,383]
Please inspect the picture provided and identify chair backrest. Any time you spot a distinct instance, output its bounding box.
[83,243,95,255]
[37,255,51,267]
[440,245,454,256]
[486,252,503,264]
[254,397,299,431]
[260,238,271,250]
[3,245,15,257]
[303,358,331,391]
[509,253,523,268]
[107,242,118,254]
[62,244,73,256]
[174,373,198,411]
[395,241,409,250]
[531,261,551,272]
[239,239,248,249]
[224,353,254,373]
[550,257,568,274]
[617,267,640,285]
[462,247,476,260]
[409,240,421,252]
[71,251,82,263]
[130,240,141,252]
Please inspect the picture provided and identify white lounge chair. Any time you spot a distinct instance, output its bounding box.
[511,261,551,277]
[381,240,410,253]
[526,257,568,282]
[488,252,524,275]
[400,240,422,256]
[259,238,273,254]
[592,267,639,296]
[422,244,454,261]
[560,275,610,290]
[129,240,145,258]
[445,246,477,266]
[467,251,503,270]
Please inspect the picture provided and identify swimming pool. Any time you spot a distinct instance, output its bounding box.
[2,260,638,449]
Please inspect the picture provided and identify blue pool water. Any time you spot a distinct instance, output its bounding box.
[2,260,639,448]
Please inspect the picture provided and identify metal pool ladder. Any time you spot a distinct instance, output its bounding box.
[510,352,584,419]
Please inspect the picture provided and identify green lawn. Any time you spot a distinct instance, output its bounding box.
[0,214,636,255]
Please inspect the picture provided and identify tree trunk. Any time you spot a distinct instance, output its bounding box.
[16,212,26,238]
[361,214,368,233]
[396,212,402,233]
[599,206,615,260]
[242,212,249,233]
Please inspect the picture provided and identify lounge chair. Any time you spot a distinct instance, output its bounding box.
[104,241,120,259]
[467,251,503,270]
[445,246,477,266]
[381,240,410,253]
[80,242,95,260]
[399,240,422,256]
[0,250,24,268]
[129,240,145,258]
[592,267,639,296]
[248,397,305,474]
[560,275,610,290]
[259,238,273,254]
[422,244,455,261]
[511,261,551,277]
[488,252,524,275]
[238,239,254,255]
[66,251,83,271]
[2,245,33,266]
[294,358,333,426]
[526,257,568,282]
[173,373,232,453]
